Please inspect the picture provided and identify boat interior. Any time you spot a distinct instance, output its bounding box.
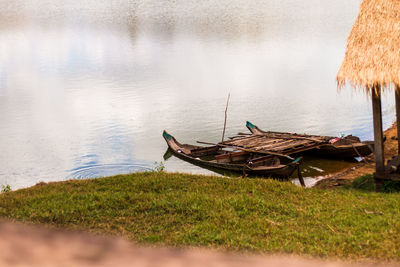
[182,143,283,167]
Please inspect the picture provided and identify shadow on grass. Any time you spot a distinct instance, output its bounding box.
[348,174,400,193]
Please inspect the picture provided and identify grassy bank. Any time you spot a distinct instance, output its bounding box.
[1,172,400,260]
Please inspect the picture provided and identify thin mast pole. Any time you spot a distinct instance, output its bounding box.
[221,93,230,142]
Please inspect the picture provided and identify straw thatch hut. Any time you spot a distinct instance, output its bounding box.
[337,0,400,190]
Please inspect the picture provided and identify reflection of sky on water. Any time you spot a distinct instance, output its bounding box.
[0,0,396,189]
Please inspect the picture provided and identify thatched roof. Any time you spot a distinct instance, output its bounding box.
[337,0,400,91]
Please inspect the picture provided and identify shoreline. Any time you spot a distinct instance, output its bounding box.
[315,122,398,188]
[1,172,400,260]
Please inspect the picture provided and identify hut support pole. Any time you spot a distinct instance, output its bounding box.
[372,86,385,191]
[395,87,400,153]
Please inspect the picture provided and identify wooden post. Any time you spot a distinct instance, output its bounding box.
[395,86,400,153]
[297,166,305,187]
[371,86,385,190]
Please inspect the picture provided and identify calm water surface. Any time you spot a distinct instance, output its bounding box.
[0,0,395,189]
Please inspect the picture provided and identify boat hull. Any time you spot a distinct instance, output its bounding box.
[305,142,373,158]
[163,131,300,179]
[169,147,298,178]
[246,121,373,159]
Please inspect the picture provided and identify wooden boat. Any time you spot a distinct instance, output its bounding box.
[245,121,373,158]
[162,130,303,179]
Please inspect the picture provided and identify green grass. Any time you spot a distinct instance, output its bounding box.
[351,174,400,193]
[1,172,400,260]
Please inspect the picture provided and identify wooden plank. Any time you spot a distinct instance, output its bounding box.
[222,136,322,155]
[252,139,281,147]
[283,143,323,154]
[222,134,259,145]
[247,138,285,149]
[278,140,310,148]
[265,143,297,152]
[224,135,263,146]
[396,86,400,153]
[253,132,328,143]
[225,134,323,148]
[256,140,299,151]
[278,144,311,153]
[233,137,281,149]
[252,129,330,139]
[215,130,328,156]
[372,86,385,179]
[266,140,310,152]
[265,139,295,147]
[250,140,294,151]
[196,141,294,159]
[215,139,322,156]
[230,131,328,145]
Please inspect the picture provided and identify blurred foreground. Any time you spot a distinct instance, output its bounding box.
[0,220,396,267]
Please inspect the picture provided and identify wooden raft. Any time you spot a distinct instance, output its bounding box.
[220,134,329,155]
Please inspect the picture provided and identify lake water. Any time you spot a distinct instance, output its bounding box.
[0,0,395,189]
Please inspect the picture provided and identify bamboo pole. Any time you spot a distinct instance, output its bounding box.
[221,93,230,142]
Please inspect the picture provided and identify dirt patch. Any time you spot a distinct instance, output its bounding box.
[315,122,398,189]
[0,220,397,267]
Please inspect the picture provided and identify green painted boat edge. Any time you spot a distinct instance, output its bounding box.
[246,121,255,129]
[163,130,172,140]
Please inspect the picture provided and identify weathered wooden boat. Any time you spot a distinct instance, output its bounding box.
[162,130,303,179]
[245,121,373,158]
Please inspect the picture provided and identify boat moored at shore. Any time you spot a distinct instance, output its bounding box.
[162,130,303,182]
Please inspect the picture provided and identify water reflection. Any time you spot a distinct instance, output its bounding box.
[0,0,395,189]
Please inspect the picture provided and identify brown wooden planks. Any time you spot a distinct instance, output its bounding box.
[219,134,323,155]
[267,140,310,152]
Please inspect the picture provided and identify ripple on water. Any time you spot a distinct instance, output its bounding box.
[66,162,152,180]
